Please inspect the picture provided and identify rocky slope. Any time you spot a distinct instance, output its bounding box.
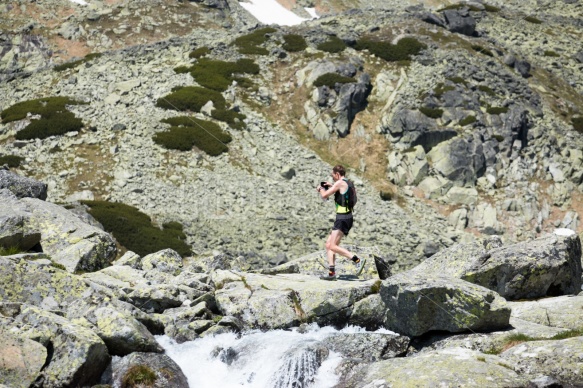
[1,177,583,386]
[1,0,582,271]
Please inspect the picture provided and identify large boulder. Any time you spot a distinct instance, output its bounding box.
[327,332,409,362]
[0,330,47,388]
[508,295,583,330]
[0,170,47,200]
[443,9,476,36]
[0,256,97,310]
[141,248,183,274]
[107,352,189,388]
[345,348,525,387]
[21,197,117,272]
[411,231,582,300]
[0,189,40,250]
[380,271,511,336]
[65,300,164,356]
[11,305,110,388]
[501,337,583,386]
[214,271,377,329]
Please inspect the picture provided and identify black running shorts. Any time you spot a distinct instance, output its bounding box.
[333,214,353,236]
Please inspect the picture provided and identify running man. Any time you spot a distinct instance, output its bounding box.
[316,165,363,280]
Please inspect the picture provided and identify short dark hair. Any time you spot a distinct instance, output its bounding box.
[332,165,346,176]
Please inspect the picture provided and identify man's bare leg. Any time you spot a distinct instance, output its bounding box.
[326,229,353,260]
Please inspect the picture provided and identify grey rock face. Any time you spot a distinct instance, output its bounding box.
[0,33,52,82]
[0,189,40,250]
[214,271,376,329]
[412,233,582,300]
[141,248,183,273]
[501,336,583,386]
[347,347,526,387]
[0,331,47,388]
[380,271,511,336]
[22,197,117,272]
[109,352,189,388]
[0,170,47,200]
[13,305,110,388]
[327,333,409,362]
[428,135,486,187]
[443,10,476,36]
[509,294,583,329]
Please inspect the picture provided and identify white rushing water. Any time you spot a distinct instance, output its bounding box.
[158,324,388,388]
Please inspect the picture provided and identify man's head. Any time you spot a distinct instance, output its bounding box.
[332,165,346,181]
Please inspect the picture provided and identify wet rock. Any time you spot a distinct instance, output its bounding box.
[327,332,409,361]
[272,341,329,388]
[109,352,188,388]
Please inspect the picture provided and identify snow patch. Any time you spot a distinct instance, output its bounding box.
[69,0,88,5]
[554,228,576,237]
[305,7,319,18]
[239,0,316,26]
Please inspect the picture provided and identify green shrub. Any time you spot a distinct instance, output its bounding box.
[282,34,307,52]
[211,109,246,130]
[487,106,509,114]
[478,85,495,96]
[155,116,232,155]
[1,96,85,123]
[313,73,355,88]
[1,97,86,140]
[317,36,346,53]
[53,53,102,72]
[543,50,560,57]
[380,191,394,201]
[233,27,277,55]
[0,155,24,168]
[82,201,192,257]
[189,46,211,59]
[551,328,583,340]
[484,4,500,12]
[180,58,260,92]
[419,107,443,118]
[50,262,67,271]
[121,365,157,388]
[15,111,84,140]
[525,16,542,24]
[493,134,505,142]
[447,76,467,85]
[0,246,23,256]
[573,117,583,133]
[174,66,191,74]
[459,115,476,126]
[471,45,494,57]
[433,83,455,98]
[156,86,227,112]
[354,37,426,62]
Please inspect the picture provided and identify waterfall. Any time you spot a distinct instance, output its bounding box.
[157,324,382,387]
